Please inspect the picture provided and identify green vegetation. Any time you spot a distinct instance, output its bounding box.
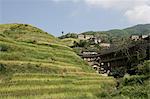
[0,24,116,99]
[82,24,150,43]
[73,40,102,53]
[0,23,61,44]
[112,61,150,99]
[59,33,78,39]
[1,23,149,99]
[59,24,150,54]
[61,38,79,47]
[124,24,150,35]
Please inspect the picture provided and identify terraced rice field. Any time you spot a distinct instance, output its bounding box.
[0,24,116,99]
[0,72,116,99]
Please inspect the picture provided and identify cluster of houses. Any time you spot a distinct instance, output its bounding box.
[130,34,149,41]
[80,34,149,75]
[78,34,110,48]
[78,34,94,40]
[78,34,149,48]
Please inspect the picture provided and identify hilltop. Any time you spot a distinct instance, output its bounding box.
[0,23,61,44]
[59,24,150,43]
[82,24,150,42]
[0,24,116,99]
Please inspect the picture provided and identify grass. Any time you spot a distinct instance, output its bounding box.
[0,23,60,44]
[61,38,79,47]
[111,61,150,99]
[1,23,148,99]
[0,73,115,99]
[0,23,116,99]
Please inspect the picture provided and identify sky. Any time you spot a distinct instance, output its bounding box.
[1,0,150,36]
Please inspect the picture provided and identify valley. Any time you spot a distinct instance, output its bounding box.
[0,23,149,99]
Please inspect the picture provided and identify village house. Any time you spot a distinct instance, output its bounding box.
[130,34,149,41]
[94,37,101,44]
[130,35,140,41]
[78,34,94,40]
[78,34,85,40]
[82,51,97,55]
[99,43,110,48]
[140,35,149,39]
[89,37,102,44]
[85,35,94,40]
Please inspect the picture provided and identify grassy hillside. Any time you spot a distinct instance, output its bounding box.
[0,24,61,44]
[124,24,150,35]
[0,24,116,99]
[61,38,80,47]
[82,24,150,43]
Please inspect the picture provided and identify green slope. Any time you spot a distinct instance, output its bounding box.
[124,24,150,35]
[112,61,150,99]
[0,24,116,99]
[82,24,150,42]
[0,23,61,44]
[61,38,80,47]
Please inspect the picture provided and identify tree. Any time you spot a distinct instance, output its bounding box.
[59,33,78,39]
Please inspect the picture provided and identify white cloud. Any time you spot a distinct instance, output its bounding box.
[125,5,150,23]
[85,0,149,9]
[84,0,150,23]
[51,0,150,23]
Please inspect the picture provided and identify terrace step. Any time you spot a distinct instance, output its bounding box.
[0,92,98,99]
[0,84,102,97]
[0,73,116,98]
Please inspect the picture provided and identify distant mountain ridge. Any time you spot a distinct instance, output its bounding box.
[124,24,150,35]
[83,24,150,35]
[81,24,150,42]
[59,24,150,43]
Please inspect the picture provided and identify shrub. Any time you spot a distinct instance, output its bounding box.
[111,67,126,78]
[120,85,148,98]
[0,44,10,52]
[26,40,37,44]
[0,33,5,37]
[75,40,90,48]
[98,91,111,98]
[123,75,149,86]
[59,33,78,39]
[0,64,6,74]
[136,61,150,75]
